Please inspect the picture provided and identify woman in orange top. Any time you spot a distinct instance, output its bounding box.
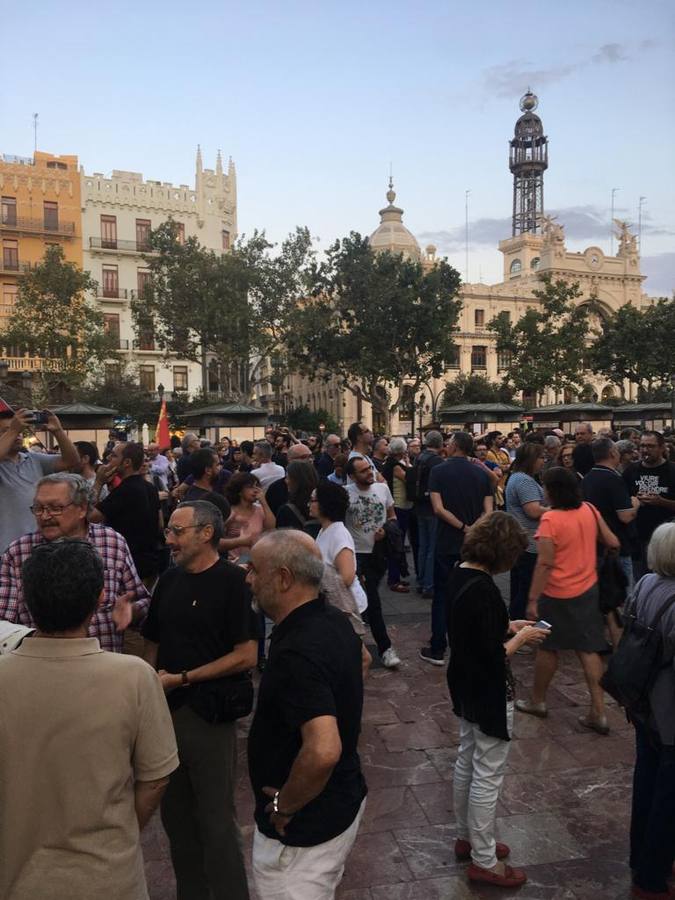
[516,466,619,735]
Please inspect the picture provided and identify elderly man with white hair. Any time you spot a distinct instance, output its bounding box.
[246,529,367,900]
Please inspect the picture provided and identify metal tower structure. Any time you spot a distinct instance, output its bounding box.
[509,91,548,235]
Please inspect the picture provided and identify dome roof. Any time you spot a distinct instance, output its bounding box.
[368,180,421,261]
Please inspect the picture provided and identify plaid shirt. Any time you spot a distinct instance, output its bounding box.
[0,524,150,653]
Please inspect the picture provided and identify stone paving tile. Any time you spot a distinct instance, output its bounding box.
[142,576,638,899]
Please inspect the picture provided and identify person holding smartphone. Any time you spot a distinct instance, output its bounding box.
[447,511,549,889]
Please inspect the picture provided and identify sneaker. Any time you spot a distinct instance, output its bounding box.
[419,646,445,666]
[578,714,610,735]
[467,863,527,888]
[455,839,510,861]
[382,647,401,668]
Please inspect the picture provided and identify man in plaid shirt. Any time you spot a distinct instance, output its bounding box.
[0,473,149,653]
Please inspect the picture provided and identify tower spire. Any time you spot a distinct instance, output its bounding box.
[509,91,548,235]
[216,149,223,176]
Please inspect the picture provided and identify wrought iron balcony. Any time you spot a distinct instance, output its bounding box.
[0,216,75,236]
[0,260,31,275]
[89,237,153,253]
[99,287,128,299]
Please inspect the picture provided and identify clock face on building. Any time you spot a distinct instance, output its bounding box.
[584,247,604,270]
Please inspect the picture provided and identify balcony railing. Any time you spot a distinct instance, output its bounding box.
[89,237,153,253]
[1,357,45,371]
[0,260,31,275]
[100,287,128,299]
[0,216,75,236]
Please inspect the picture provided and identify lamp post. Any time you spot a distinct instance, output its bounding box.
[157,382,165,402]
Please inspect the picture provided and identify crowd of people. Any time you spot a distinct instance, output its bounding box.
[0,409,674,899]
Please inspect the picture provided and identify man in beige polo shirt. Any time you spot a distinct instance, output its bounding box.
[0,539,178,900]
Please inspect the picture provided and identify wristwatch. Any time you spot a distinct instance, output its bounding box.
[180,670,190,687]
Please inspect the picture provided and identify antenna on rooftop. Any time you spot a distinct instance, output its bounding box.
[33,113,38,154]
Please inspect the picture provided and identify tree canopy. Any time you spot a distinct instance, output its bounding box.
[441,373,516,407]
[589,297,675,400]
[0,245,116,402]
[133,221,314,401]
[286,233,462,428]
[488,276,590,403]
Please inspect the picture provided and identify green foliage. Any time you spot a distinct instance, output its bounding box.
[589,297,675,400]
[134,221,314,400]
[0,245,117,401]
[73,370,191,430]
[285,405,339,435]
[488,276,589,403]
[287,233,462,425]
[441,373,516,406]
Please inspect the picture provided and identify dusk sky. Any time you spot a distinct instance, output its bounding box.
[3,0,674,293]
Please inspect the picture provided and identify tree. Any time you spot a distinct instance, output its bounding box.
[487,276,590,404]
[441,373,516,406]
[0,245,117,403]
[286,405,339,435]
[589,297,675,400]
[287,233,462,429]
[133,221,314,401]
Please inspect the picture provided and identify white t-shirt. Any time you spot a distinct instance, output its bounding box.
[346,481,394,554]
[251,461,286,491]
[316,522,368,612]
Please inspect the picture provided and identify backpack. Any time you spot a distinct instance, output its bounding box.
[405,453,435,503]
[600,587,675,722]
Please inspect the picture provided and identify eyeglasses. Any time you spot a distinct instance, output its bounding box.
[164,524,204,537]
[31,503,75,517]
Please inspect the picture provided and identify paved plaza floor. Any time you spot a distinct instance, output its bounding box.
[143,572,637,899]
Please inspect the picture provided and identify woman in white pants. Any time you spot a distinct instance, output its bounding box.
[446,512,549,889]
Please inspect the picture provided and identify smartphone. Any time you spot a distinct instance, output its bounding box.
[26,410,49,426]
[534,619,552,630]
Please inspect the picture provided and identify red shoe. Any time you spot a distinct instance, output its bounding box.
[468,863,527,888]
[632,886,675,899]
[455,839,510,861]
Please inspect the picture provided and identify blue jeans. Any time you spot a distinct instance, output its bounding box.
[630,721,675,893]
[509,551,537,620]
[416,514,437,592]
[431,551,461,655]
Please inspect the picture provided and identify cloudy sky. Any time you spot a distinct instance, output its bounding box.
[3,0,673,294]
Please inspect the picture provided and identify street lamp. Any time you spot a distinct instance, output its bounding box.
[157,383,164,402]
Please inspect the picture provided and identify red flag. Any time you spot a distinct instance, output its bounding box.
[0,395,13,415]
[155,399,170,449]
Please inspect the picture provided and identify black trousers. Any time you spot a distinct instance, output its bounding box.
[161,704,250,900]
[357,551,391,656]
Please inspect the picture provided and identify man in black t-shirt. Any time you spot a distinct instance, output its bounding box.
[246,530,367,899]
[420,431,492,666]
[413,431,444,598]
[142,500,258,900]
[572,422,595,477]
[623,431,675,579]
[183,447,231,521]
[583,437,638,590]
[91,441,160,583]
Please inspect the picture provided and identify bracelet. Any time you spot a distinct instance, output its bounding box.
[272,790,294,818]
[180,670,190,687]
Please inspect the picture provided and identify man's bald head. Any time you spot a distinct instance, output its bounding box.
[288,443,313,462]
[247,529,324,622]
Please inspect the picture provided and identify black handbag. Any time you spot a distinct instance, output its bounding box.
[187,673,254,725]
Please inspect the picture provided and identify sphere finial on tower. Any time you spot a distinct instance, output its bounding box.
[386,175,396,206]
[520,90,538,112]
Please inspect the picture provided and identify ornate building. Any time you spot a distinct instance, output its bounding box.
[0,151,83,374]
[282,91,651,435]
[81,148,237,397]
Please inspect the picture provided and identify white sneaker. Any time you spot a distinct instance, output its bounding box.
[382,647,401,668]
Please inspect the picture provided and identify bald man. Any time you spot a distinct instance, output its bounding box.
[316,435,342,479]
[246,530,367,900]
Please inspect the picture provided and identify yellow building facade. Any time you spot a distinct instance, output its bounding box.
[0,151,83,371]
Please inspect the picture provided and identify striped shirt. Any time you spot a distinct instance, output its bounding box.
[0,524,150,653]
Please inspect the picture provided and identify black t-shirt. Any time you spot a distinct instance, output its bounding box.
[573,443,595,477]
[142,558,258,709]
[248,597,367,847]
[428,458,491,553]
[315,452,335,479]
[446,567,514,741]
[582,465,635,556]
[624,460,675,543]
[412,449,443,515]
[266,477,289,517]
[184,484,231,521]
[98,474,160,578]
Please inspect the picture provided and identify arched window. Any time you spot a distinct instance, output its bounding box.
[530,257,540,271]
[510,259,522,277]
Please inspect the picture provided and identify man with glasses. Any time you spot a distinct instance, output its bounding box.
[315,433,342,478]
[142,501,258,900]
[0,473,149,652]
[0,407,80,554]
[623,431,675,579]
